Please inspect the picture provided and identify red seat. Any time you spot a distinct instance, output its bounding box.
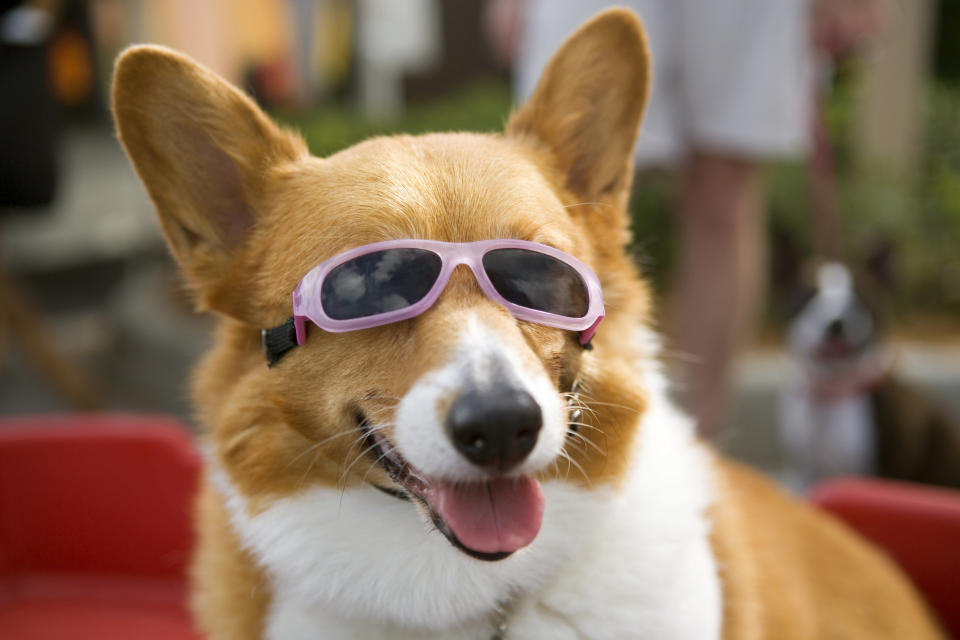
[0,414,203,639]
[811,477,960,638]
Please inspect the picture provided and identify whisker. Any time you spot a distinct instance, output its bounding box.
[576,398,644,415]
[361,420,395,434]
[337,419,402,497]
[561,394,598,416]
[568,406,599,421]
[568,420,603,434]
[361,443,397,487]
[283,429,359,471]
[557,449,574,481]
[337,437,385,514]
[564,439,586,457]
[338,440,382,489]
[568,431,605,457]
[559,448,591,485]
[297,448,322,488]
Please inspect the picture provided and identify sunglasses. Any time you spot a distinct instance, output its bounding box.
[262,239,604,365]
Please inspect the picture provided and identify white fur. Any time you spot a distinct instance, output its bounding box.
[779,388,875,493]
[394,313,566,482]
[213,329,721,639]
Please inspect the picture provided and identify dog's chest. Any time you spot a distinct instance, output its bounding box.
[779,389,876,491]
[247,469,721,640]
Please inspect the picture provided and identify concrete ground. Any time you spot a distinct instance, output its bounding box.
[3,128,959,475]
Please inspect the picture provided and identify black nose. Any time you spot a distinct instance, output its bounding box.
[826,318,845,339]
[445,386,542,472]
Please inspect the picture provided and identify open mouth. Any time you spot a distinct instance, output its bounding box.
[815,337,861,362]
[356,413,545,561]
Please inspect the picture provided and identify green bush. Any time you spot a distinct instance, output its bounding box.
[792,82,960,318]
[288,80,513,158]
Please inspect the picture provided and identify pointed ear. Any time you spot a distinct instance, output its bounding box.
[507,9,650,202]
[112,45,307,321]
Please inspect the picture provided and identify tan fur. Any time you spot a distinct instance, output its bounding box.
[192,480,270,639]
[112,9,944,638]
[713,461,942,639]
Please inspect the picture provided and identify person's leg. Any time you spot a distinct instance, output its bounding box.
[671,151,765,438]
[669,0,809,438]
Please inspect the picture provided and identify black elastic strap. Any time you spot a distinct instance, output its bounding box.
[261,317,298,367]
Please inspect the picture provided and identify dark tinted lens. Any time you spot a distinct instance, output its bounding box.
[320,248,442,320]
[482,249,589,318]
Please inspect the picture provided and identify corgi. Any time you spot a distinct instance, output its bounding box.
[781,261,960,492]
[112,9,944,640]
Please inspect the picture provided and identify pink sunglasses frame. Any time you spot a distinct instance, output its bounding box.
[291,239,605,346]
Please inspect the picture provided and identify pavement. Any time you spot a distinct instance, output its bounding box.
[3,127,959,473]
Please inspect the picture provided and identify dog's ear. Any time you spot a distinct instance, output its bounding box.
[112,45,306,321]
[507,9,650,204]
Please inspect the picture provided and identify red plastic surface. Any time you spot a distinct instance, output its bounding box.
[811,477,960,638]
[0,414,203,639]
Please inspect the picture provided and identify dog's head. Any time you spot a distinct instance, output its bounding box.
[114,8,650,577]
[786,259,894,400]
[789,262,875,364]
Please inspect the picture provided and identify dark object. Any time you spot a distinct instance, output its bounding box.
[872,377,960,490]
[0,32,58,207]
[262,316,299,366]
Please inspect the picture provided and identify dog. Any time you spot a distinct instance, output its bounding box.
[112,9,944,639]
[781,260,960,492]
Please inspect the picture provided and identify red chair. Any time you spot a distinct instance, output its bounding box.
[0,414,203,639]
[811,477,960,638]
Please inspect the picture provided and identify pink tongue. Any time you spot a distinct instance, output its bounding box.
[431,476,544,554]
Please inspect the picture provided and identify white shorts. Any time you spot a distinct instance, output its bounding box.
[516,0,812,166]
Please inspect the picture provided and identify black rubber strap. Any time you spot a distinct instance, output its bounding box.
[261,317,298,367]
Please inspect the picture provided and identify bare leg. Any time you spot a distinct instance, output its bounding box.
[669,151,765,439]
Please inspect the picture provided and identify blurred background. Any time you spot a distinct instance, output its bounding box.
[1,0,959,478]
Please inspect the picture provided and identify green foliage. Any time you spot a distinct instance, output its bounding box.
[628,172,676,290]
[915,84,960,312]
[765,81,960,318]
[934,0,960,84]
[286,80,513,158]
